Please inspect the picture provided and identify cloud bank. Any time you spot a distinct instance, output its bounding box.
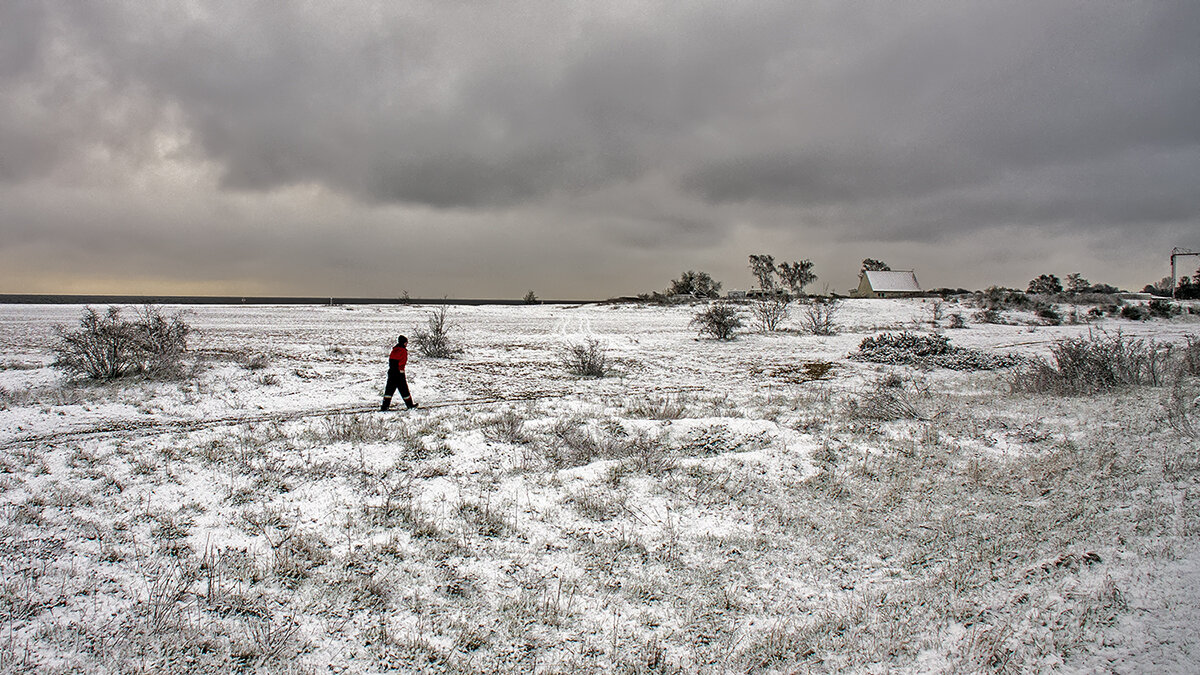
[1,0,1197,297]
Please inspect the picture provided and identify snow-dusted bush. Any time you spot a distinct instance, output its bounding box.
[626,394,689,420]
[1034,301,1062,325]
[561,338,609,377]
[318,413,393,444]
[413,305,462,358]
[53,305,190,380]
[1009,331,1175,395]
[800,297,841,335]
[482,409,530,444]
[978,286,1031,310]
[1181,335,1200,376]
[973,307,1004,324]
[1163,382,1198,438]
[243,353,270,370]
[845,385,926,421]
[690,302,742,340]
[855,332,1018,370]
[751,296,790,333]
[1148,299,1181,319]
[1120,304,1148,321]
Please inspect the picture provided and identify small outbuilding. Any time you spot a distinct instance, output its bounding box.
[851,270,923,298]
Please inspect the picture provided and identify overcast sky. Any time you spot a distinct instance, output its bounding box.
[1,1,1197,298]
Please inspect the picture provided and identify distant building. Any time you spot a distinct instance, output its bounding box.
[851,270,923,298]
[726,289,748,299]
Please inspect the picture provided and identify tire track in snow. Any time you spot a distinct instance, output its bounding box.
[1,385,706,448]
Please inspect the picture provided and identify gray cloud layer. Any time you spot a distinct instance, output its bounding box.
[1,0,1197,296]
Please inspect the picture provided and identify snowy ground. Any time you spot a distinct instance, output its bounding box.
[0,298,1198,673]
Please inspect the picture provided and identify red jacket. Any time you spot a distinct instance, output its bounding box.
[388,345,408,372]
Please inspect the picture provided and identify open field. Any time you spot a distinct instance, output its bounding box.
[1,299,1198,673]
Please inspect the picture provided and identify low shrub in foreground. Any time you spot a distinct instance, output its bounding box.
[1009,331,1176,395]
[855,332,1018,371]
[53,306,190,380]
[1181,336,1200,376]
[561,338,609,377]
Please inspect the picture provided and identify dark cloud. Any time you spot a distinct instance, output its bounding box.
[0,0,1197,295]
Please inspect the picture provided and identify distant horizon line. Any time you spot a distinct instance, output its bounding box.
[0,293,599,306]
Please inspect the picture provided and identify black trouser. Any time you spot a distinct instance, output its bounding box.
[381,369,412,409]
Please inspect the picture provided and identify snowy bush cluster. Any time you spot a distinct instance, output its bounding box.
[854,331,1019,371]
[1010,331,1180,395]
[53,306,190,380]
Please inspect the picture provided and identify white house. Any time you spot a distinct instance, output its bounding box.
[851,270,923,298]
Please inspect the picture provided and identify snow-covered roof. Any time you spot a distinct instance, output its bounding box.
[864,270,922,292]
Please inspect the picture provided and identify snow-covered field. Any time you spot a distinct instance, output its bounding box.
[1,298,1198,673]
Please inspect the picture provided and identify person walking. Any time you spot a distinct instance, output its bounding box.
[381,335,418,411]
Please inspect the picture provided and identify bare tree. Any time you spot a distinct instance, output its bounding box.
[861,258,891,274]
[778,260,817,296]
[748,255,777,292]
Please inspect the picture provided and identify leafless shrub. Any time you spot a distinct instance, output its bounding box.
[690,302,743,340]
[1180,335,1200,376]
[359,468,416,526]
[456,500,510,537]
[627,394,688,420]
[136,559,202,635]
[566,487,627,520]
[1163,382,1198,438]
[561,338,609,377]
[844,377,928,421]
[499,574,578,629]
[1009,331,1175,395]
[53,305,190,380]
[751,296,790,333]
[928,299,945,325]
[413,305,461,358]
[482,409,530,444]
[235,615,303,667]
[538,419,670,471]
[542,419,620,469]
[974,307,1005,324]
[948,313,967,329]
[243,354,270,370]
[800,297,841,335]
[318,414,393,444]
[623,429,675,474]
